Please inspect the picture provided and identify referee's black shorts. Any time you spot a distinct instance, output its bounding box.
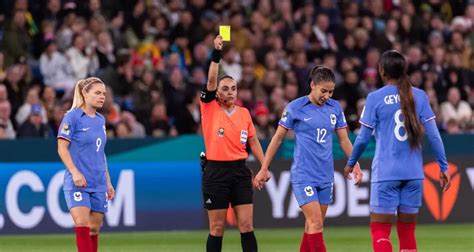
[202,159,253,210]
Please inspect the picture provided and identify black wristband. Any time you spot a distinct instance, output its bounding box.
[211,49,221,63]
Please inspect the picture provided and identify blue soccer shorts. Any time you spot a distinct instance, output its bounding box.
[292,182,333,207]
[370,179,424,214]
[64,190,108,213]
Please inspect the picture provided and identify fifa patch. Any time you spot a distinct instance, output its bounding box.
[73,191,82,202]
[281,110,288,122]
[240,130,248,144]
[61,123,70,135]
[304,186,314,197]
[330,114,337,125]
[218,127,224,137]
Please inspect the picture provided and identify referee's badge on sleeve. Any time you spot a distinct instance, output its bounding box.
[61,123,70,135]
[218,127,224,137]
[240,130,248,144]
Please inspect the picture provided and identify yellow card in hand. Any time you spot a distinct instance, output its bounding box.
[219,25,231,41]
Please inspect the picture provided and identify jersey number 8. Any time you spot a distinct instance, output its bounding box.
[394,109,408,142]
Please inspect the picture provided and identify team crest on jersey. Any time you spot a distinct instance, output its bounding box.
[61,123,70,135]
[281,110,288,122]
[73,191,82,202]
[240,130,248,144]
[218,127,224,137]
[304,186,314,197]
[330,114,337,125]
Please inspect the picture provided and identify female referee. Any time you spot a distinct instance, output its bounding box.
[57,77,115,252]
[200,35,265,252]
[254,66,363,252]
[344,50,451,252]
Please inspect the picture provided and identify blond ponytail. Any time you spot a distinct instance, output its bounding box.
[69,77,104,111]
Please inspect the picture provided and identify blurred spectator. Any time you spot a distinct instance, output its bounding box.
[4,65,29,117]
[0,101,16,139]
[0,0,472,138]
[101,86,121,126]
[65,33,99,79]
[1,10,31,68]
[41,86,57,122]
[445,118,462,134]
[0,84,8,102]
[174,89,201,135]
[17,103,49,138]
[15,87,48,126]
[163,67,187,117]
[145,102,176,137]
[120,111,146,138]
[95,30,116,70]
[49,103,64,136]
[220,45,242,83]
[39,39,75,94]
[0,53,6,83]
[440,87,472,130]
[132,69,161,124]
[115,120,132,138]
[253,102,274,140]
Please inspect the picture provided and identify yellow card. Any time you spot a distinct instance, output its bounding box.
[219,25,231,41]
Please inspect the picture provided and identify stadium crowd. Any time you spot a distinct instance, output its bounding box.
[0,0,472,139]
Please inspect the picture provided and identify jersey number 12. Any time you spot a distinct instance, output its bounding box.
[316,128,327,143]
[394,109,408,141]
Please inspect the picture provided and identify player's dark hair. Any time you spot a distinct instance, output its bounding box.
[217,74,235,87]
[379,50,423,149]
[310,66,335,85]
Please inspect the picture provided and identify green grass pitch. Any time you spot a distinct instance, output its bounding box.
[0,224,472,251]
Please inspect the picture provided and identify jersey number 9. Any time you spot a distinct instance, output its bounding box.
[96,138,102,152]
[394,109,408,142]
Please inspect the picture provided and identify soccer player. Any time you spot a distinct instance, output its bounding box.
[200,35,265,252]
[57,77,115,252]
[344,50,451,252]
[254,66,363,252]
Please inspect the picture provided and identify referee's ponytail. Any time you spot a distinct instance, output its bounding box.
[69,77,104,111]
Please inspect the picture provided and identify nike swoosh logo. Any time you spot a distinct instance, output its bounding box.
[304,118,312,121]
[82,128,90,131]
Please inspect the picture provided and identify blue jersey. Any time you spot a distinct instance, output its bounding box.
[360,85,436,182]
[58,108,107,192]
[279,97,347,183]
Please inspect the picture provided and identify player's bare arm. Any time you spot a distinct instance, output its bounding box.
[57,138,87,187]
[336,128,362,184]
[254,125,288,189]
[206,35,223,92]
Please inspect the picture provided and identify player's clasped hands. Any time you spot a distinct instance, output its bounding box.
[71,169,87,187]
[253,168,271,190]
[343,162,363,185]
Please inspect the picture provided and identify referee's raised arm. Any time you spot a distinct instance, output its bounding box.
[206,35,223,92]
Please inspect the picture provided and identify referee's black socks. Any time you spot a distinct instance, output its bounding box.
[207,234,222,252]
[241,231,258,252]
